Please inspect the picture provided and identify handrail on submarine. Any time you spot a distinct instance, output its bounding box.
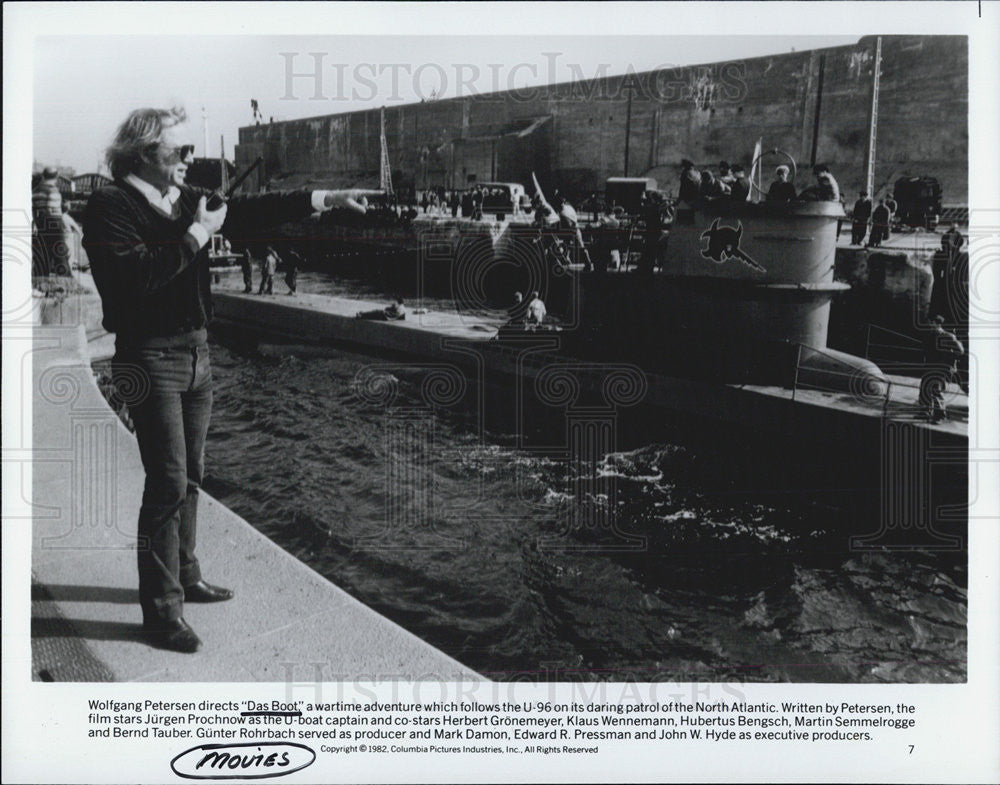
[784,337,949,422]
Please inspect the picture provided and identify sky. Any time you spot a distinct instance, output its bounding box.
[33,35,860,174]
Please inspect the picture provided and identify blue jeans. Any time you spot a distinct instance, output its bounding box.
[113,330,212,624]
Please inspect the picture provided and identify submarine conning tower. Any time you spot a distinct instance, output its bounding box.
[574,200,886,391]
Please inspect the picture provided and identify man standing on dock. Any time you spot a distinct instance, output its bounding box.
[240,248,253,293]
[868,199,891,248]
[258,246,277,295]
[32,166,72,277]
[851,191,872,246]
[83,106,380,653]
[556,195,593,272]
[283,249,299,295]
[930,224,968,329]
[639,191,668,274]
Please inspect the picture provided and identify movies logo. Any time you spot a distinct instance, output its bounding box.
[171,742,315,779]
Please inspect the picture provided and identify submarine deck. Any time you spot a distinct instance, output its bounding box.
[202,286,968,442]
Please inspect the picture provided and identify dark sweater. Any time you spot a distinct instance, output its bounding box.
[678,169,701,204]
[83,182,316,340]
[766,180,797,203]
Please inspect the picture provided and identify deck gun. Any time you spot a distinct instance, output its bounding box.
[205,156,264,210]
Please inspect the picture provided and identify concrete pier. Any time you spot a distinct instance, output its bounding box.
[28,292,480,682]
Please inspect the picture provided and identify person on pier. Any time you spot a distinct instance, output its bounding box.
[851,192,872,246]
[595,207,622,272]
[555,195,593,272]
[930,224,967,330]
[884,191,898,230]
[83,105,380,654]
[240,248,253,293]
[258,246,278,294]
[32,166,72,277]
[284,249,299,295]
[868,199,891,248]
[639,190,669,274]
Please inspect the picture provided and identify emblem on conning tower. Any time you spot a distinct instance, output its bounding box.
[700,219,766,272]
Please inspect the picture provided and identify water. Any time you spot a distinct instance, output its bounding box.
[194,274,966,682]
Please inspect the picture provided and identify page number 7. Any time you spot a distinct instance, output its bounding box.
[908,745,914,755]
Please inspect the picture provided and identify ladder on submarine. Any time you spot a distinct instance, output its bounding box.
[864,36,882,197]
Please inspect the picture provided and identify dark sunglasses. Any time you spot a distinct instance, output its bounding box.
[155,143,195,161]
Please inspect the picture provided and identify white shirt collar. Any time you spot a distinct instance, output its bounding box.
[124,173,181,216]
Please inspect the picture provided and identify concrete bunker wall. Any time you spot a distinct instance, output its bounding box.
[235,36,967,203]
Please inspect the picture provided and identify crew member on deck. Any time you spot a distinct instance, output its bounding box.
[799,164,840,202]
[678,159,701,204]
[766,166,796,203]
[718,160,736,190]
[700,170,729,199]
[729,164,750,202]
[527,291,547,327]
[356,297,407,321]
[83,105,379,654]
[920,315,964,423]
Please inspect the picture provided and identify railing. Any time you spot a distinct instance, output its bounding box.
[791,344,802,402]
[864,323,922,364]
[787,338,962,424]
[938,205,969,225]
[70,173,113,197]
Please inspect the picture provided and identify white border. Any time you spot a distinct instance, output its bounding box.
[4,3,999,783]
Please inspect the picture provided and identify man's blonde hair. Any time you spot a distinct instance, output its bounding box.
[106,106,187,180]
